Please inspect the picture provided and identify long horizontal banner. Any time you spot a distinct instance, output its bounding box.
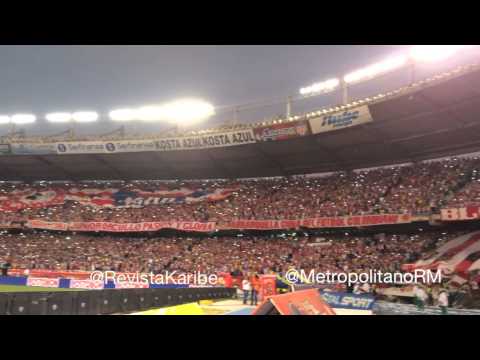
[220,214,412,230]
[55,140,156,154]
[0,222,22,229]
[154,130,256,151]
[253,120,311,142]
[309,105,373,135]
[54,130,256,154]
[26,220,216,233]
[23,213,412,233]
[0,187,236,211]
[10,143,57,155]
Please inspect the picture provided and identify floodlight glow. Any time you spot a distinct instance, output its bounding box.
[72,111,98,122]
[160,99,215,125]
[409,45,476,63]
[0,116,10,125]
[109,108,138,122]
[46,112,72,123]
[344,55,408,84]
[137,106,165,121]
[11,114,36,124]
[300,78,340,95]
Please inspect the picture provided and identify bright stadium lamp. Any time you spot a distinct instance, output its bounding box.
[0,116,10,125]
[161,99,215,125]
[11,114,36,125]
[300,78,340,96]
[72,111,99,123]
[46,112,73,123]
[109,108,138,122]
[343,55,408,84]
[409,45,476,63]
[137,106,165,121]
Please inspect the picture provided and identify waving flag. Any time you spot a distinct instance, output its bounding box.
[403,231,480,275]
[0,187,237,211]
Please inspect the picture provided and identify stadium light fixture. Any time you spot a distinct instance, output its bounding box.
[137,106,165,121]
[0,116,10,125]
[160,99,215,125]
[109,108,138,122]
[11,114,36,125]
[45,112,73,123]
[409,45,476,63]
[343,55,408,84]
[300,78,340,96]
[137,99,215,125]
[72,111,99,123]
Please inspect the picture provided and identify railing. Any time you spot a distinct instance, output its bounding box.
[0,287,236,315]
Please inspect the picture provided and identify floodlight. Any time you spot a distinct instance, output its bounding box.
[0,116,10,125]
[72,112,98,122]
[46,112,72,123]
[109,108,138,122]
[344,55,408,84]
[160,99,215,125]
[300,78,340,95]
[410,45,476,63]
[11,114,36,124]
[137,106,165,121]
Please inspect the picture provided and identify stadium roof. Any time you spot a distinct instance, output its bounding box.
[2,63,480,182]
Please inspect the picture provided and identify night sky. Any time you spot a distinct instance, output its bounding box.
[0,45,476,136]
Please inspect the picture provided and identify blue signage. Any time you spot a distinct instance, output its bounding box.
[320,291,375,310]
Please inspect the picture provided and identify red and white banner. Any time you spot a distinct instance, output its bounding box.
[27,220,69,231]
[23,214,412,233]
[0,186,236,212]
[221,214,412,230]
[114,281,149,289]
[253,120,311,142]
[69,279,105,289]
[441,206,480,221]
[403,231,480,275]
[27,220,216,233]
[26,277,60,288]
[9,269,92,279]
[0,222,22,229]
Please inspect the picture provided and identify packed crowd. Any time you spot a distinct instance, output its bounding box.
[0,228,465,276]
[1,157,479,226]
[447,166,480,208]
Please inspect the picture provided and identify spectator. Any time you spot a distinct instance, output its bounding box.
[438,288,449,315]
[242,276,251,305]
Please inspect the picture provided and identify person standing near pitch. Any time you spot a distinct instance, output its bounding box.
[414,285,429,311]
[438,288,449,315]
[250,273,260,306]
[242,276,252,305]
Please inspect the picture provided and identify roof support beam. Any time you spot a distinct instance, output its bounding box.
[34,156,78,181]
[89,155,126,180]
[205,150,233,179]
[253,143,288,176]
[150,152,181,180]
[369,94,480,129]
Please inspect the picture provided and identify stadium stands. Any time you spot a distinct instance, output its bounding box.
[2,60,480,314]
[1,156,479,226]
[0,228,467,275]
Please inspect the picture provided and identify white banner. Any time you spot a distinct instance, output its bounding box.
[11,143,57,155]
[54,130,256,154]
[55,140,157,154]
[309,105,373,134]
[154,129,256,151]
